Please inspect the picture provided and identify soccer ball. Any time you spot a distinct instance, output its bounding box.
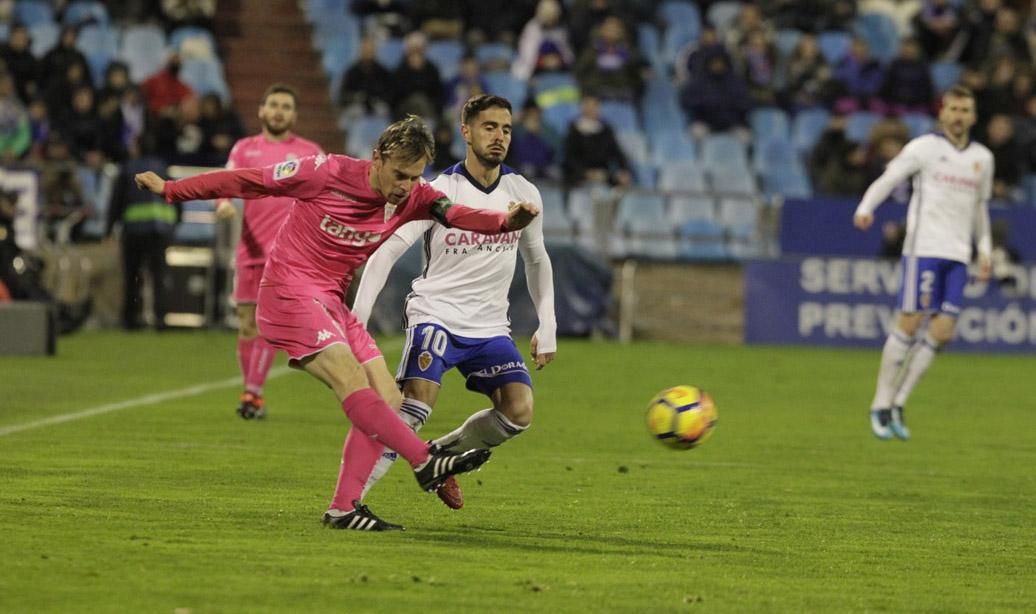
[645,385,717,449]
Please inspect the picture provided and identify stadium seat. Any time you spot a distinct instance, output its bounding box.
[565,187,595,231]
[632,162,658,189]
[930,61,962,94]
[600,101,640,132]
[792,107,830,154]
[762,163,812,199]
[749,107,790,143]
[651,132,696,165]
[345,115,390,158]
[775,29,802,57]
[817,31,852,65]
[180,58,231,101]
[120,25,168,83]
[845,111,881,143]
[669,194,716,225]
[662,22,701,73]
[658,161,706,193]
[63,1,109,26]
[658,1,701,28]
[901,112,934,138]
[76,24,118,57]
[854,12,899,64]
[538,185,575,244]
[320,35,358,80]
[706,1,742,33]
[171,27,216,62]
[699,133,749,174]
[475,42,515,72]
[709,167,757,196]
[13,1,54,27]
[303,0,348,22]
[637,23,663,75]
[483,71,528,107]
[426,40,463,81]
[752,136,797,174]
[541,102,580,134]
[311,14,360,48]
[616,191,676,259]
[29,22,59,58]
[616,130,649,164]
[717,196,759,238]
[677,221,729,261]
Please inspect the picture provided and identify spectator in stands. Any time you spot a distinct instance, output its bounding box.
[142,53,195,116]
[1008,70,1034,115]
[26,98,49,160]
[809,114,868,196]
[507,101,561,180]
[43,58,91,121]
[561,93,631,190]
[724,3,775,53]
[977,57,1022,122]
[0,71,29,162]
[777,33,832,112]
[108,153,178,331]
[912,0,961,60]
[513,0,574,81]
[37,133,91,243]
[444,55,488,121]
[390,31,444,122]
[431,119,459,172]
[121,85,147,156]
[0,24,39,103]
[1018,94,1036,151]
[154,94,207,165]
[769,0,857,33]
[39,26,89,91]
[739,28,779,107]
[567,0,642,53]
[674,25,726,86]
[199,92,244,164]
[100,62,132,102]
[830,37,884,114]
[61,85,105,166]
[680,48,751,139]
[864,133,908,185]
[574,15,643,102]
[160,0,216,32]
[462,0,538,45]
[350,0,413,38]
[982,113,1024,201]
[879,38,934,116]
[96,91,128,163]
[338,37,392,119]
[413,0,465,40]
[960,3,1030,66]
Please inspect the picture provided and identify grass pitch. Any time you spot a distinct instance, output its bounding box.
[1,331,1034,613]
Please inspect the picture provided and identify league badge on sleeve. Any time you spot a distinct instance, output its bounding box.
[273,160,300,181]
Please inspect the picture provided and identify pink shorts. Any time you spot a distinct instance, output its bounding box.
[233,263,265,304]
[256,284,382,365]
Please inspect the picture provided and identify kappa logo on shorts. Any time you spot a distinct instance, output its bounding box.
[418,351,433,371]
[273,159,300,181]
[316,329,333,343]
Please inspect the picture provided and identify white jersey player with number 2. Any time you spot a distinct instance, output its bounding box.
[352,95,557,509]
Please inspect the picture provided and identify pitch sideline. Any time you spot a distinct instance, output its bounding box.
[0,366,293,438]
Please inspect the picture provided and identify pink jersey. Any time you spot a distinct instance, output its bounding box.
[164,154,511,298]
[226,134,323,266]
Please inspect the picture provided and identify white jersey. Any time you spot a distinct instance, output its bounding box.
[856,133,992,264]
[352,162,557,352]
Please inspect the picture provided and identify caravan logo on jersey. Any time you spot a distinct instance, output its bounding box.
[319,215,383,246]
[273,159,300,181]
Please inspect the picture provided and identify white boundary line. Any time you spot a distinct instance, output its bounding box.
[0,366,293,438]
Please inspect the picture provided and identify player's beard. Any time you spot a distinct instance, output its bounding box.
[263,118,292,137]
[473,144,505,169]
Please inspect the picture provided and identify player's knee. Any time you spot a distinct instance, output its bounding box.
[897,313,923,336]
[239,321,259,339]
[500,398,534,428]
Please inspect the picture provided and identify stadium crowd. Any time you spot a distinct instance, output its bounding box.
[2,0,1036,327]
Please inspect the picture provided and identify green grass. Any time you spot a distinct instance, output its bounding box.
[1,331,1035,613]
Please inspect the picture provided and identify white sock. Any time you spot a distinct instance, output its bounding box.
[361,398,431,499]
[892,333,941,408]
[433,408,527,452]
[871,326,915,411]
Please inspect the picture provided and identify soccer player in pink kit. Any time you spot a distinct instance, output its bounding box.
[217,84,323,420]
[135,116,541,530]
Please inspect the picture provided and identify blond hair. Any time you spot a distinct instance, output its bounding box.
[374,115,435,164]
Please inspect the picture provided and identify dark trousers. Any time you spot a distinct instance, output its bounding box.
[122,233,170,329]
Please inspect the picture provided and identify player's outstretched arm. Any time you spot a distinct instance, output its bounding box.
[432,199,540,234]
[137,168,270,203]
[853,140,923,231]
[517,196,556,370]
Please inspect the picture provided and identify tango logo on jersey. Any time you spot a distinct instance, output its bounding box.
[273,159,300,181]
[444,231,520,247]
[470,360,527,378]
[418,351,433,371]
[319,215,383,246]
[316,329,333,343]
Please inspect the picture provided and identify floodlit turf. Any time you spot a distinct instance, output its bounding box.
[1,331,1034,612]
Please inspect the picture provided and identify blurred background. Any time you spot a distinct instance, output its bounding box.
[1,0,1034,354]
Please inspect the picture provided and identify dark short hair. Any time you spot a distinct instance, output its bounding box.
[461,94,512,125]
[375,115,435,163]
[261,83,298,106]
[944,85,975,101]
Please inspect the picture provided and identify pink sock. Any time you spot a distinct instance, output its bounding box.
[330,427,384,511]
[245,336,275,395]
[341,389,429,467]
[236,337,256,388]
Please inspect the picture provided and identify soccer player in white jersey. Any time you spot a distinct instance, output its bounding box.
[853,86,992,440]
[352,94,557,508]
